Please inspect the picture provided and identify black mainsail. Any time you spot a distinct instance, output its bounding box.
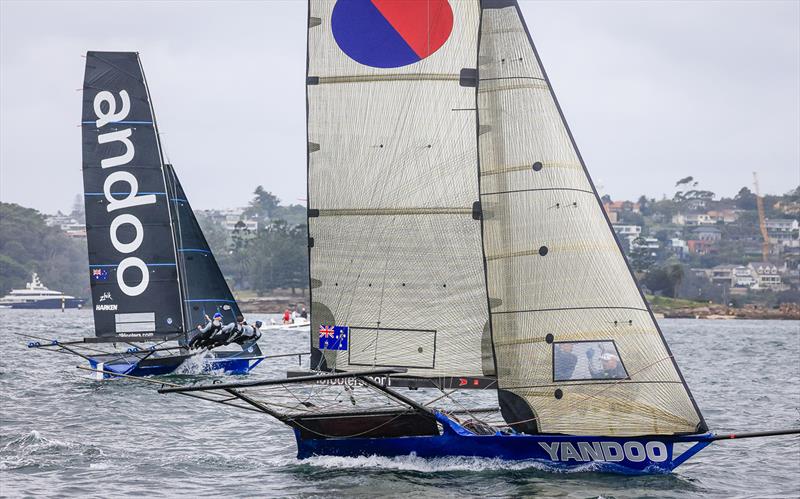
[82,51,183,340]
[82,51,242,343]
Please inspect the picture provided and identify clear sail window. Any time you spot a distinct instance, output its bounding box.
[552,341,628,382]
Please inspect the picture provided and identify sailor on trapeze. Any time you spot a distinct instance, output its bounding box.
[191,314,262,350]
[190,312,224,349]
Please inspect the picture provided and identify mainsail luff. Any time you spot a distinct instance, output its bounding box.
[306,0,491,378]
[477,0,706,436]
[82,51,184,341]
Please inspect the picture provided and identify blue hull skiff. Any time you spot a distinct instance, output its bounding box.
[295,412,713,475]
[87,349,266,378]
[158,368,799,475]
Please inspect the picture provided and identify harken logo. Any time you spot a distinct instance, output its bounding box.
[99,292,113,302]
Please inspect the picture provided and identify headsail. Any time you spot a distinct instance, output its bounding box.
[477,0,705,436]
[306,1,492,377]
[82,51,184,340]
[163,164,242,328]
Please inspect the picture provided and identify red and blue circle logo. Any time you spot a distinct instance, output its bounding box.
[331,0,454,68]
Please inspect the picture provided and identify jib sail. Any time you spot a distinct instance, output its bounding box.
[82,52,184,340]
[164,164,242,329]
[306,1,492,378]
[477,0,706,436]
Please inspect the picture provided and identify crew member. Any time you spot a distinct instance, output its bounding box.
[586,349,626,379]
[234,320,263,345]
[191,312,224,349]
[554,343,578,380]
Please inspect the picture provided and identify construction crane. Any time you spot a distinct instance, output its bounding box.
[753,172,770,261]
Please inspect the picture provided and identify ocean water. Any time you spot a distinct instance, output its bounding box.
[0,310,798,498]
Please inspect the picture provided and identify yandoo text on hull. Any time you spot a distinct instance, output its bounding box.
[157,0,798,474]
[26,52,267,377]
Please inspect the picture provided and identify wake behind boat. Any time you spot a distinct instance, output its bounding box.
[26,51,275,378]
[154,0,798,474]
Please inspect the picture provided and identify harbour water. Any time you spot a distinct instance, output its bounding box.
[1,310,798,498]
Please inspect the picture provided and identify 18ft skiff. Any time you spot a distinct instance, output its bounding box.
[141,0,796,473]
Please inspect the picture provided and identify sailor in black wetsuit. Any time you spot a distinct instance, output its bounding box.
[233,320,262,346]
[206,319,239,349]
[190,312,224,349]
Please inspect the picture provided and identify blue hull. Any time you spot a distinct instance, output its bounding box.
[295,413,712,475]
[88,352,263,378]
[6,298,84,309]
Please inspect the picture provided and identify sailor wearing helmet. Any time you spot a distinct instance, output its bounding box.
[190,312,225,349]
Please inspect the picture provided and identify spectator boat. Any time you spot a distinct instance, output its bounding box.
[0,273,84,309]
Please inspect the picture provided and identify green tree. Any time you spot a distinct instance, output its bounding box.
[250,220,308,294]
[0,203,88,298]
[629,237,656,272]
[246,186,281,221]
[734,187,757,210]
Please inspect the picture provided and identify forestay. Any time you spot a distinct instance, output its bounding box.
[477,0,706,436]
[306,0,492,377]
[82,52,184,340]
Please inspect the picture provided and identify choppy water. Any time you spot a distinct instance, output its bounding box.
[1,310,798,498]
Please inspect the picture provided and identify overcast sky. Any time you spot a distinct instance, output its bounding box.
[1,0,798,215]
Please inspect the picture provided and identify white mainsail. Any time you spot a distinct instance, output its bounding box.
[307,0,491,377]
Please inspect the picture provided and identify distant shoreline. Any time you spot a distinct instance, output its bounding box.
[235,294,799,320]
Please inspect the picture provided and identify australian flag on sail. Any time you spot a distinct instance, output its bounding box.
[319,325,348,351]
[91,268,109,281]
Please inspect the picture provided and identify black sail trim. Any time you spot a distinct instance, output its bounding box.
[475,5,500,379]
[305,0,322,370]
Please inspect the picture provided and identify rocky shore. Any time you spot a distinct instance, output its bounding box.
[652,302,800,320]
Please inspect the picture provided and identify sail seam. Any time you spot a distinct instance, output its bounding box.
[315,207,473,216]
[481,187,593,196]
[504,380,685,389]
[314,74,459,84]
[480,76,546,82]
[492,306,649,315]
